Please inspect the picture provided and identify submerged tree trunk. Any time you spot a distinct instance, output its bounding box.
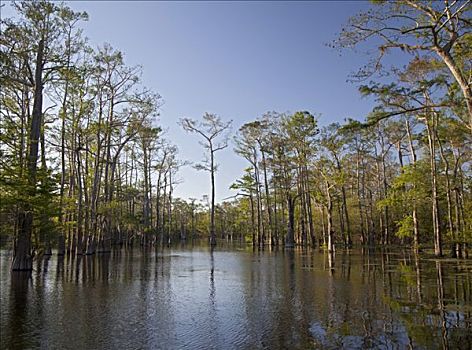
[379,131,389,245]
[285,195,295,248]
[341,185,351,247]
[76,139,85,255]
[326,181,335,253]
[261,150,274,246]
[305,178,315,247]
[249,192,256,247]
[13,212,34,270]
[321,206,327,247]
[356,152,365,245]
[167,172,173,245]
[12,39,44,271]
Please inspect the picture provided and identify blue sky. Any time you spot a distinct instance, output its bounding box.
[4,1,378,202]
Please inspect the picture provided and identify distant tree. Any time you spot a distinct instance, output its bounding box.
[283,111,319,247]
[179,113,232,246]
[231,169,258,246]
[319,123,352,247]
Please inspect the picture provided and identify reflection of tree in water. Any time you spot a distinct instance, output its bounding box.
[2,247,471,349]
[6,272,34,349]
[360,248,375,348]
[55,255,64,281]
[436,260,448,349]
[149,247,175,347]
[382,254,472,349]
[305,249,472,349]
[341,250,351,281]
[270,248,301,348]
[207,247,218,346]
[209,247,215,303]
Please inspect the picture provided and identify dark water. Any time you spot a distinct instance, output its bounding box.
[1,245,471,350]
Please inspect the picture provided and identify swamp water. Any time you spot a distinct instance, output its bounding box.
[1,245,471,349]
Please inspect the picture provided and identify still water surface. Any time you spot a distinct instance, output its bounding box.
[1,244,471,349]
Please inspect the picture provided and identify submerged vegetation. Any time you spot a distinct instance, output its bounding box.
[0,1,471,272]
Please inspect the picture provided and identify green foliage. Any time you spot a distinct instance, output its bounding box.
[1,0,471,256]
[395,215,413,239]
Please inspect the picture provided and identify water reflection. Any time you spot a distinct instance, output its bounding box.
[1,246,471,349]
[7,272,33,350]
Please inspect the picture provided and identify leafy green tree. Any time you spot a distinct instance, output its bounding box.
[334,0,472,130]
[1,1,87,270]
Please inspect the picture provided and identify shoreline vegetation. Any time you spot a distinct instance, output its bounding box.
[1,1,471,272]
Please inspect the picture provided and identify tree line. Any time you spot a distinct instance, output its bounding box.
[1,1,471,271]
[1,1,179,270]
[219,1,471,257]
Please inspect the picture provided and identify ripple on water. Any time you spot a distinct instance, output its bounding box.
[1,246,472,349]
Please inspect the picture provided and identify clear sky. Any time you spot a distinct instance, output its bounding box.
[3,1,378,203]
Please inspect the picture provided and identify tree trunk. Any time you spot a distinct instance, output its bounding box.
[76,139,85,255]
[12,39,44,271]
[321,206,326,247]
[434,47,472,131]
[210,147,216,246]
[356,152,365,245]
[341,185,351,247]
[285,195,295,247]
[379,131,389,245]
[161,173,167,246]
[143,144,150,231]
[436,131,456,257]
[406,119,420,251]
[167,172,173,245]
[452,150,464,258]
[425,112,442,257]
[253,158,263,247]
[326,181,335,253]
[250,193,256,247]
[261,149,274,246]
[305,172,315,247]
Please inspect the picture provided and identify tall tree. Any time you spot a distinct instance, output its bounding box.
[2,1,87,270]
[334,0,472,130]
[180,113,232,246]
